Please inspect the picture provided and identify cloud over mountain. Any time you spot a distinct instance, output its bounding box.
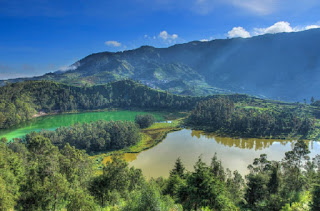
[228,27,251,38]
[226,21,320,39]
[105,41,122,47]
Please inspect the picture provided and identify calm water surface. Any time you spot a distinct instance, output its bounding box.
[0,110,165,140]
[128,129,320,178]
[2,112,318,179]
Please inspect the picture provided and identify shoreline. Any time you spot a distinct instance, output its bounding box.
[184,124,312,141]
[92,118,184,170]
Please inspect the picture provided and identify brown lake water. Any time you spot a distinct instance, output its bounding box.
[127,129,320,178]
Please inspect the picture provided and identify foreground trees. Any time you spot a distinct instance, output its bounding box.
[0,136,96,211]
[1,134,320,210]
[0,136,181,210]
[243,140,318,210]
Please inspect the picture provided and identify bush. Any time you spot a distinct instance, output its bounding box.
[135,114,155,128]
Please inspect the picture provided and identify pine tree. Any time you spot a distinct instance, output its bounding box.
[170,157,185,178]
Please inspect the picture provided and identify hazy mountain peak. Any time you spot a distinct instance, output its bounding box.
[2,28,320,101]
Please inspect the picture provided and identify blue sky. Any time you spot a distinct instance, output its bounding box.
[0,0,320,79]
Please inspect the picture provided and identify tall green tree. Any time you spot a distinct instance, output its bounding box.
[311,183,320,211]
[282,140,310,193]
[89,155,144,207]
[135,114,156,128]
[170,157,185,178]
[178,157,235,210]
[0,138,25,211]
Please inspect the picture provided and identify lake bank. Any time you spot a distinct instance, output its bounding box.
[92,119,184,171]
[125,129,319,178]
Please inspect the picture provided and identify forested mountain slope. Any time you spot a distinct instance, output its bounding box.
[2,29,320,101]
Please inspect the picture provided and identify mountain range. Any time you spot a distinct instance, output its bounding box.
[2,28,320,102]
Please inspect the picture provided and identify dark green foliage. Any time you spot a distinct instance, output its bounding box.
[167,157,237,210]
[188,97,315,138]
[282,140,310,193]
[0,92,36,129]
[37,120,141,153]
[164,158,186,197]
[267,163,281,194]
[284,140,310,169]
[245,173,269,208]
[135,114,156,128]
[2,134,320,210]
[210,153,226,181]
[89,156,181,210]
[311,183,320,211]
[123,182,180,211]
[2,80,318,142]
[0,80,200,129]
[311,97,315,104]
[243,141,320,210]
[66,188,97,211]
[4,134,96,211]
[0,138,25,210]
[311,100,320,107]
[89,155,145,207]
[170,157,185,178]
[226,170,245,205]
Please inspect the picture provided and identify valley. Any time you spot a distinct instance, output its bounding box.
[2,79,320,210]
[3,2,320,209]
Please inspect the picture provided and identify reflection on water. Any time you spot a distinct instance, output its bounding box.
[128,129,319,179]
[191,130,316,151]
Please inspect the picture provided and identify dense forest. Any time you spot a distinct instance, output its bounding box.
[1,135,320,210]
[187,98,315,138]
[1,80,320,142]
[32,120,141,154]
[0,80,201,129]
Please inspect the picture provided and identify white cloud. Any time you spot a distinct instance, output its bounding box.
[159,31,169,40]
[158,31,178,40]
[199,36,215,42]
[172,34,178,39]
[105,40,122,47]
[254,21,293,35]
[228,27,251,38]
[253,21,320,36]
[59,62,80,72]
[141,31,180,44]
[305,25,320,30]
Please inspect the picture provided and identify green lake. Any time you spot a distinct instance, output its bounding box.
[0,110,165,141]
